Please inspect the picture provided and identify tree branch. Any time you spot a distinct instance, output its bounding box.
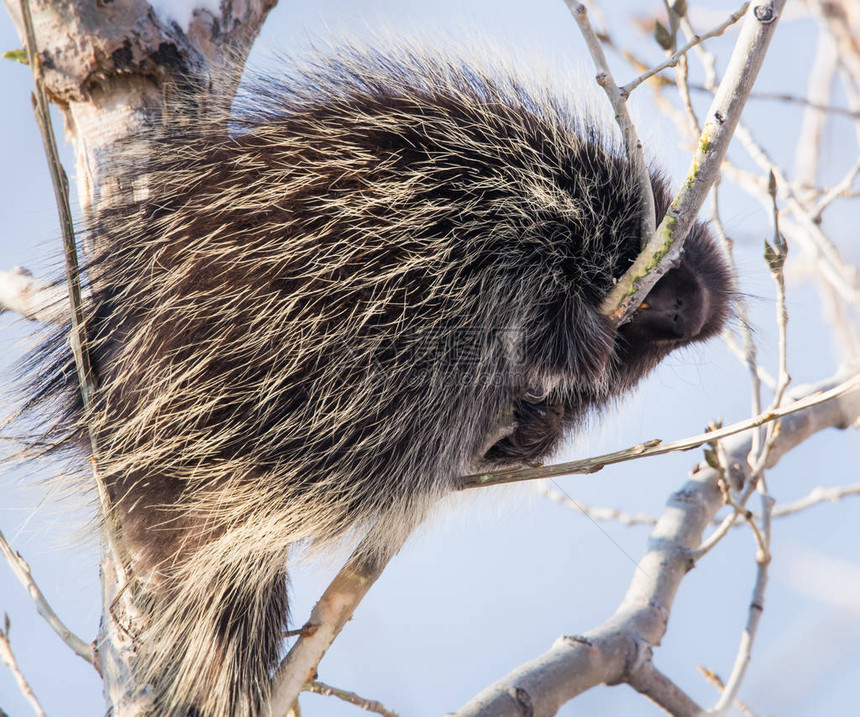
[566,2,656,254]
[306,681,399,717]
[462,370,860,489]
[0,267,68,323]
[0,614,47,717]
[268,525,407,714]
[3,2,279,713]
[0,528,94,665]
[454,371,860,717]
[621,2,749,97]
[598,0,788,324]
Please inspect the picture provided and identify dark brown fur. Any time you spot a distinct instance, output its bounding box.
[19,49,732,716]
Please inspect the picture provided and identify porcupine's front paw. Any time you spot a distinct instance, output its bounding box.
[482,391,564,467]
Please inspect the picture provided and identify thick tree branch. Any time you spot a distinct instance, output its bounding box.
[3,0,277,216]
[268,525,407,714]
[454,371,860,717]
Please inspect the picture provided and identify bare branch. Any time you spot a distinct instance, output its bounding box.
[0,268,68,323]
[733,123,860,304]
[566,2,656,254]
[0,614,47,717]
[767,178,791,411]
[698,666,761,717]
[781,482,860,518]
[599,0,788,324]
[536,482,658,526]
[455,371,860,717]
[268,525,407,714]
[709,494,773,715]
[463,370,860,489]
[3,1,279,711]
[19,0,95,407]
[0,528,93,665]
[686,85,860,117]
[812,154,860,220]
[621,2,749,96]
[709,185,767,452]
[628,659,703,716]
[17,0,132,624]
[540,478,860,526]
[306,681,399,717]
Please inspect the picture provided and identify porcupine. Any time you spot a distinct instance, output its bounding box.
[20,48,732,716]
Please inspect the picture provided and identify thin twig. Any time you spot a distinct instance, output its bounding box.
[688,85,860,118]
[306,681,399,717]
[0,528,93,664]
[710,494,773,715]
[536,483,658,526]
[593,28,665,81]
[773,482,860,517]
[698,666,761,717]
[765,171,792,411]
[738,170,791,494]
[0,614,47,717]
[693,509,739,559]
[710,176,787,713]
[18,0,129,587]
[812,154,860,220]
[566,2,656,253]
[542,483,860,527]
[710,185,766,452]
[622,2,749,96]
[18,0,93,408]
[696,187,789,561]
[462,370,860,489]
[721,159,859,310]
[721,332,776,392]
[674,48,700,136]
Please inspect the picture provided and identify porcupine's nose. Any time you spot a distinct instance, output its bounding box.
[631,264,709,341]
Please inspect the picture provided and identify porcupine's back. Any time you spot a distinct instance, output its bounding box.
[37,49,648,553]
[19,49,724,716]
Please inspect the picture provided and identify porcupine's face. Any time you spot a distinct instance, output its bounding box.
[482,216,732,470]
[614,218,732,388]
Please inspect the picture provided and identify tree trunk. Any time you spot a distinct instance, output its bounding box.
[2,1,276,711]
